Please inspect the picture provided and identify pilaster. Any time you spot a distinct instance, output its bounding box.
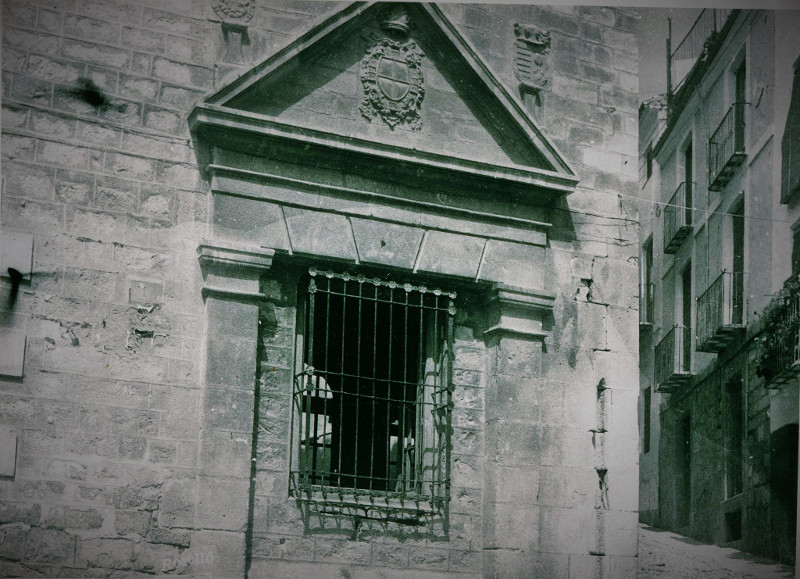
[196,240,274,574]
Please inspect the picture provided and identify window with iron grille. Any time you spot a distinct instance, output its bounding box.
[289,268,455,515]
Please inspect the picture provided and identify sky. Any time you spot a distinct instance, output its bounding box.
[639,8,702,101]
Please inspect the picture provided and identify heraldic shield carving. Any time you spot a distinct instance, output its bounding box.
[360,6,425,130]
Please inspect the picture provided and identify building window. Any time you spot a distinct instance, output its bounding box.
[734,58,746,151]
[646,145,654,181]
[781,57,800,203]
[682,138,693,222]
[680,261,692,372]
[792,226,800,276]
[290,268,455,512]
[643,385,652,454]
[641,237,654,325]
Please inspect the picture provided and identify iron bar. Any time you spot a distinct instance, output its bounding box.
[292,268,454,507]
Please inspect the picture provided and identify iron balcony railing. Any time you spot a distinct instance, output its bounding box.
[667,9,734,113]
[640,283,654,326]
[709,102,747,191]
[696,271,744,353]
[757,277,800,386]
[655,325,693,393]
[663,182,693,254]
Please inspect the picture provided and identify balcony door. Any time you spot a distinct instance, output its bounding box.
[684,142,693,226]
[735,59,746,151]
[682,262,692,372]
[732,203,744,324]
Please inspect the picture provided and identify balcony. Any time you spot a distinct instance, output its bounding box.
[640,283,654,326]
[709,103,747,191]
[667,9,734,120]
[696,271,745,353]
[756,276,800,386]
[654,325,693,393]
[663,182,693,254]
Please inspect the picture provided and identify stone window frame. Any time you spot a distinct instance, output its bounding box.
[196,240,556,540]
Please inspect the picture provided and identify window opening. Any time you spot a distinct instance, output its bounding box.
[793,227,800,276]
[731,203,744,324]
[643,386,652,454]
[681,262,692,372]
[290,268,455,514]
[683,140,693,226]
[734,59,746,151]
[641,237,654,325]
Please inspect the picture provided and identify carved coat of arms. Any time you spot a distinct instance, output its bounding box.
[360,8,425,131]
[513,22,551,92]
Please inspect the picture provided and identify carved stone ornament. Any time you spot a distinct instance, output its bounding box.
[513,22,551,92]
[360,7,425,131]
[211,0,254,22]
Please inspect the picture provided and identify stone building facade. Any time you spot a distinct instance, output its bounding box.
[0,2,640,577]
[639,8,800,566]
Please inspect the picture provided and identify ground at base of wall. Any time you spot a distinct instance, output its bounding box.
[638,524,795,578]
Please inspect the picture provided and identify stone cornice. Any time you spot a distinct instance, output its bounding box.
[484,284,555,339]
[189,104,578,200]
[198,240,275,271]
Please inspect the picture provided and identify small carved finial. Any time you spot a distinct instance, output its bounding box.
[380,5,413,37]
[514,22,551,49]
[212,0,254,22]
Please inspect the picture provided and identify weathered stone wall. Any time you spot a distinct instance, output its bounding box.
[1,2,640,577]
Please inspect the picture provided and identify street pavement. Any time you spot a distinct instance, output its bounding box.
[638,524,796,578]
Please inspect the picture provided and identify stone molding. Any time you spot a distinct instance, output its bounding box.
[197,240,274,299]
[484,283,555,339]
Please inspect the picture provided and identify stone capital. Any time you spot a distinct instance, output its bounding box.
[198,240,274,300]
[483,284,555,339]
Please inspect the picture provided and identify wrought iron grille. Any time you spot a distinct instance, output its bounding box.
[663,181,693,254]
[709,102,747,191]
[759,278,800,385]
[695,270,744,352]
[669,9,733,96]
[289,268,455,512]
[654,325,691,390]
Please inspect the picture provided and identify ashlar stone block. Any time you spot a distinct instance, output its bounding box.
[478,239,546,289]
[416,230,484,278]
[0,429,18,477]
[196,477,249,532]
[350,217,424,270]
[212,194,290,251]
[283,207,357,261]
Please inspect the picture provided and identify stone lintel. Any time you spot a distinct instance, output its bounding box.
[484,284,555,339]
[198,240,274,298]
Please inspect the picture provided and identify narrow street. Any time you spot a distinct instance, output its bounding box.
[638,524,796,578]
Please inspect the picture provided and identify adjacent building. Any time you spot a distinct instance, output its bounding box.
[639,8,800,566]
[0,2,641,577]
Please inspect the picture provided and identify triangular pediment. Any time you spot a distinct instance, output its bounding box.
[190,2,576,197]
